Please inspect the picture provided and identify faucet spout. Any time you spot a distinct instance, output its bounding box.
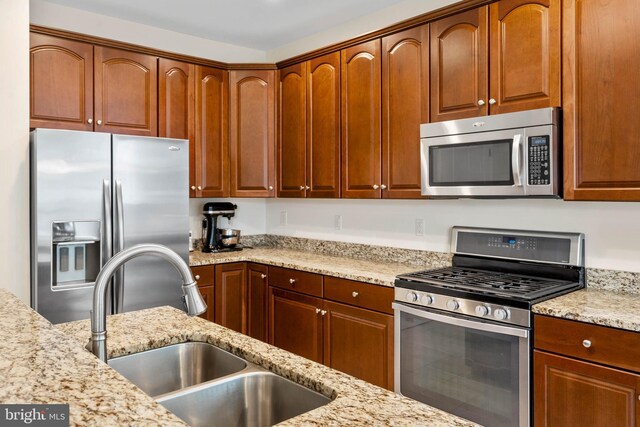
[90,243,206,362]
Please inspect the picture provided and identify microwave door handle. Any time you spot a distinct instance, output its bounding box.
[512,134,524,187]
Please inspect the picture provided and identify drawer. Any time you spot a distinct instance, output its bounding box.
[324,276,394,315]
[191,265,215,286]
[534,314,640,373]
[268,266,323,297]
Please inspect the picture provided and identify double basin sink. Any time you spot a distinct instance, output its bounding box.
[108,342,331,427]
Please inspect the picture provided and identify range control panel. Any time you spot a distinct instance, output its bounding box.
[528,135,550,185]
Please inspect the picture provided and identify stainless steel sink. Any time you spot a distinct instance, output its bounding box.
[157,371,332,427]
[108,342,247,397]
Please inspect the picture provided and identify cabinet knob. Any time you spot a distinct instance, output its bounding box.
[489,98,497,105]
[373,184,379,190]
[197,186,202,191]
[269,186,274,191]
[97,119,102,125]
[87,118,93,124]
[380,184,387,190]
[289,278,296,284]
[582,339,592,348]
[299,186,305,190]
[305,186,310,190]
[320,310,327,316]
[191,186,196,190]
[477,99,485,106]
[260,274,266,279]
[195,275,201,280]
[352,291,359,298]
[315,308,321,314]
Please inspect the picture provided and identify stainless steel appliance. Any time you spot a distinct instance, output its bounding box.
[421,107,561,198]
[30,128,189,324]
[201,202,242,253]
[394,226,585,427]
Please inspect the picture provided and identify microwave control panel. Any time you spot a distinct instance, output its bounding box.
[528,136,550,185]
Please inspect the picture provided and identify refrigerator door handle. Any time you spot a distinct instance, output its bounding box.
[114,180,125,313]
[102,180,112,267]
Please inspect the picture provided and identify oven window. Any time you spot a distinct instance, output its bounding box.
[399,309,525,427]
[429,140,513,186]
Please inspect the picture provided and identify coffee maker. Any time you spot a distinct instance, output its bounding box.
[201,202,241,253]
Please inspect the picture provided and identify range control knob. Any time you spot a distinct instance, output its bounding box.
[494,308,509,320]
[406,292,418,303]
[421,295,434,305]
[447,299,460,310]
[475,305,490,316]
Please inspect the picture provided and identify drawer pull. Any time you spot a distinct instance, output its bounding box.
[260,274,267,279]
[582,339,592,348]
[352,291,359,298]
[289,278,296,284]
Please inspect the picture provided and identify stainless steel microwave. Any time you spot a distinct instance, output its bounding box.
[420,107,561,198]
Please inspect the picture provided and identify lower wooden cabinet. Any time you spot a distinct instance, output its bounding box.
[214,263,247,334]
[197,285,215,322]
[192,265,215,322]
[247,263,268,342]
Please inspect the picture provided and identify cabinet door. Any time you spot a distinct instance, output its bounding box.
[269,287,323,363]
[229,70,276,197]
[381,25,429,199]
[534,350,640,427]
[158,59,195,197]
[341,40,382,199]
[198,285,215,322]
[30,33,94,131]
[563,0,640,201]
[489,0,560,114]
[278,63,307,198]
[307,52,341,198]
[430,7,488,122]
[194,66,229,198]
[247,263,268,342]
[94,46,158,136]
[323,300,393,390]
[214,263,247,334]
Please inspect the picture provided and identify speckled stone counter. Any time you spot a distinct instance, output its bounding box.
[190,247,449,287]
[533,288,640,332]
[0,289,186,426]
[56,305,478,426]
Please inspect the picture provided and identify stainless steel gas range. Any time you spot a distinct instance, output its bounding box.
[393,227,585,427]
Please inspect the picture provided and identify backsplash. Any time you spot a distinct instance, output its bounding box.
[586,269,640,294]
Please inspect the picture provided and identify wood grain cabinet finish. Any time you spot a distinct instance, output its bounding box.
[197,285,215,322]
[158,59,195,196]
[381,25,429,199]
[341,40,382,199]
[30,34,94,131]
[430,7,488,122]
[489,0,560,114]
[323,300,393,390]
[247,263,268,342]
[191,265,215,322]
[194,66,229,198]
[229,70,276,198]
[94,46,158,136]
[214,263,247,334]
[563,0,640,201]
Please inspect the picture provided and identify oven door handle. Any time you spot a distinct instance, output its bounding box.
[511,134,523,187]
[392,302,529,338]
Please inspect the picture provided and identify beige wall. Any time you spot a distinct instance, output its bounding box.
[0,0,30,302]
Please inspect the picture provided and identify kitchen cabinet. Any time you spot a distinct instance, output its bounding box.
[534,315,640,426]
[158,59,195,196]
[191,265,215,322]
[562,0,640,201]
[229,69,276,198]
[94,46,158,136]
[430,0,559,121]
[277,53,341,198]
[247,263,268,342]
[341,40,382,198]
[194,66,230,198]
[29,33,94,131]
[381,25,429,199]
[214,263,247,334]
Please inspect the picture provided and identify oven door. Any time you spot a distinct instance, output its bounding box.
[394,302,530,427]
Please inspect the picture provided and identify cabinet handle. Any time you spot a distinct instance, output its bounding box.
[269,186,274,191]
[320,310,327,316]
[87,118,93,124]
[197,186,202,191]
[373,184,379,190]
[380,184,387,190]
[289,278,296,284]
[582,339,592,348]
[352,291,359,298]
[299,186,305,190]
[477,100,485,106]
[315,308,321,314]
[260,274,266,279]
[97,119,102,125]
[195,275,201,280]
[191,186,196,190]
[305,186,310,190]
[489,98,497,105]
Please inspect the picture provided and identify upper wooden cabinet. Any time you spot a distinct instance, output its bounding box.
[381,25,429,199]
[341,40,382,198]
[30,34,94,131]
[94,46,158,136]
[563,0,640,201]
[229,69,276,197]
[194,66,229,198]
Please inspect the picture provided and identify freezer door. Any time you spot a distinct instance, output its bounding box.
[112,135,189,313]
[31,129,112,324]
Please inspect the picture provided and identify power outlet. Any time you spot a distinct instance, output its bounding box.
[279,211,288,226]
[334,214,343,231]
[415,218,425,236]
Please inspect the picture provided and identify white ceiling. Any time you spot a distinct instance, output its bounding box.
[41,0,411,51]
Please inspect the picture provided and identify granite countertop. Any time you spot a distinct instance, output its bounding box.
[55,303,477,426]
[532,288,640,332]
[189,247,450,287]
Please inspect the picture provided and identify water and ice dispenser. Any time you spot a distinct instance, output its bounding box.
[51,221,101,288]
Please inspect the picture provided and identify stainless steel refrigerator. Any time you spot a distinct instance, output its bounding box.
[30,128,189,324]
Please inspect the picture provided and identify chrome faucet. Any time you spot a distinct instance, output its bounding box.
[90,244,206,362]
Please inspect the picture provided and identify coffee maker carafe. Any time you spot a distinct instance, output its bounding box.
[202,202,239,253]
